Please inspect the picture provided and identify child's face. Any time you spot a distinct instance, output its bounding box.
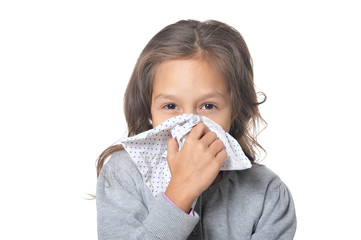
[151,57,232,132]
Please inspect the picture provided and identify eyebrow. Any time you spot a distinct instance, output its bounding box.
[153,92,227,102]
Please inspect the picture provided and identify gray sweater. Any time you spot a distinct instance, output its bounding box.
[97,151,296,239]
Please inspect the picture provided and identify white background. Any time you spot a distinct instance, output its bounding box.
[1,0,360,239]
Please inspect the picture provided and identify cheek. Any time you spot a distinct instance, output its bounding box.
[150,107,159,127]
[221,113,232,132]
[209,115,231,132]
[221,120,231,132]
[150,110,168,128]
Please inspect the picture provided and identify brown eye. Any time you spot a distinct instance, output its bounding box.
[202,103,216,110]
[164,104,177,110]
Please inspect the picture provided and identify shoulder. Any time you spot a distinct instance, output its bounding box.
[98,150,145,191]
[239,165,297,237]
[224,164,296,217]
[103,150,137,173]
[230,163,285,194]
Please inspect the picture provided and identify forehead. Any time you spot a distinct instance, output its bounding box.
[152,57,227,94]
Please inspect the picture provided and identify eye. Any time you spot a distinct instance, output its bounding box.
[163,104,178,110]
[201,103,216,110]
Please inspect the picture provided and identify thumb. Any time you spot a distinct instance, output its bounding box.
[167,136,179,159]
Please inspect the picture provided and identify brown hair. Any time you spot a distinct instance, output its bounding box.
[96,19,267,177]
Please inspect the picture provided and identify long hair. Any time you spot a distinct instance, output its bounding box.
[96,19,267,176]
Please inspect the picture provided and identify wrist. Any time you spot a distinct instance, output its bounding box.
[165,182,197,213]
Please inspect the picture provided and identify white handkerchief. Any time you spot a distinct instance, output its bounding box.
[120,114,252,197]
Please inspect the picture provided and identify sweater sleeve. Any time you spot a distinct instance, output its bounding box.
[251,182,297,240]
[96,157,199,240]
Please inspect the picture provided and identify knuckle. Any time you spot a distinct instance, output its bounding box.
[198,122,208,131]
[217,150,227,163]
[205,150,214,159]
[208,131,217,140]
[194,122,203,129]
[196,141,206,151]
[220,149,227,158]
[217,149,226,157]
[198,122,205,127]
[215,139,224,148]
[185,137,194,145]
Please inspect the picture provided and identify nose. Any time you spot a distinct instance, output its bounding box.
[183,107,198,115]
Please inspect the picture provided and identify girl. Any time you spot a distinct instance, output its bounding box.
[96,20,296,239]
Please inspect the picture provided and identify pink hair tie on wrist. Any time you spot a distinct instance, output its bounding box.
[162,192,194,216]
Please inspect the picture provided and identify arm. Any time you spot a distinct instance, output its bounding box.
[251,182,297,240]
[96,159,199,240]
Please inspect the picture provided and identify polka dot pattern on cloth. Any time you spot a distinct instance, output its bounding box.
[120,114,252,197]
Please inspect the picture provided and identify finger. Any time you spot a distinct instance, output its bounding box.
[188,122,209,140]
[167,136,179,160]
[209,139,224,156]
[215,149,227,165]
[201,131,218,147]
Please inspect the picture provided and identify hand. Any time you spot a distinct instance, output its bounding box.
[165,122,227,213]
